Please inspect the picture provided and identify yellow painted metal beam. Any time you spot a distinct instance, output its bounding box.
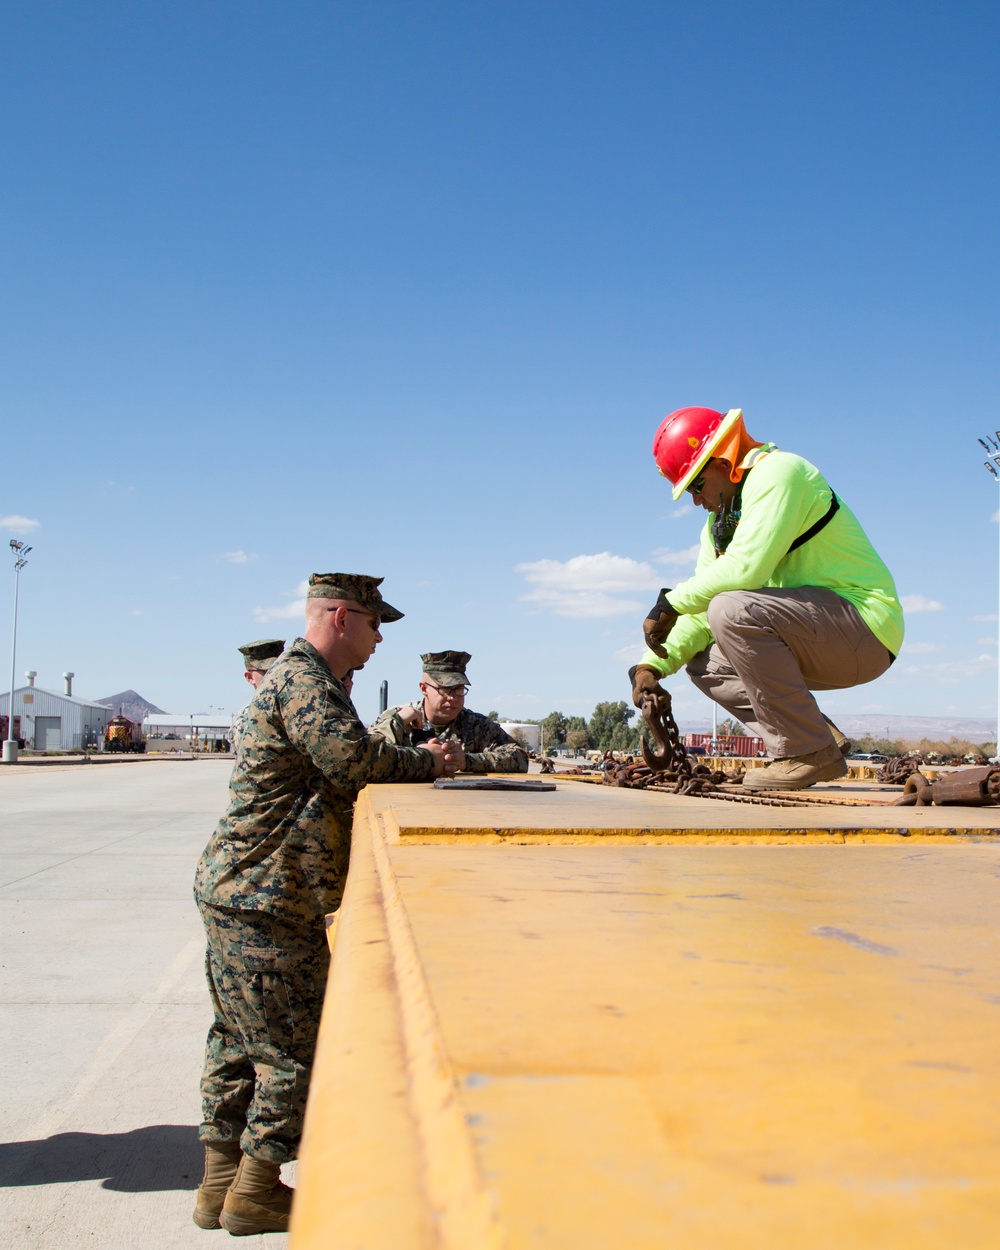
[291,782,1000,1248]
[380,776,1000,840]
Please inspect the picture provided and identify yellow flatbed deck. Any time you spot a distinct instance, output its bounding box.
[291,780,1000,1249]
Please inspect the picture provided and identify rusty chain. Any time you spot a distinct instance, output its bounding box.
[593,690,1000,809]
[601,692,747,796]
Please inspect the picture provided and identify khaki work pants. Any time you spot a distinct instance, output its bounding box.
[685,587,894,759]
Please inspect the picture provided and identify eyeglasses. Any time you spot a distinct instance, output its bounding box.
[425,681,469,698]
[343,607,381,631]
[687,463,711,495]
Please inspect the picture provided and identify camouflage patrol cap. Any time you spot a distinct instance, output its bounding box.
[306,573,403,623]
[238,638,286,672]
[421,650,472,687]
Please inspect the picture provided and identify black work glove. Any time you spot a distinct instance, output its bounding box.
[642,588,678,659]
[628,665,671,712]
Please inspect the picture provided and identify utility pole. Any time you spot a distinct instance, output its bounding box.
[3,540,32,764]
[978,432,1000,759]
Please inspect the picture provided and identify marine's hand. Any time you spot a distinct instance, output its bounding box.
[444,741,466,773]
[642,588,678,659]
[629,664,671,712]
[421,738,465,777]
[398,704,425,732]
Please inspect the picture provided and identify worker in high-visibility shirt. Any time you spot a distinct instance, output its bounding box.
[630,407,903,790]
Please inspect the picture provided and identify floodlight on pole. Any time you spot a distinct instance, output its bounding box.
[3,540,32,765]
[978,432,1000,759]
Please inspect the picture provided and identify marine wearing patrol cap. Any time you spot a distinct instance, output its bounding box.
[238,639,286,673]
[306,573,403,623]
[421,650,472,687]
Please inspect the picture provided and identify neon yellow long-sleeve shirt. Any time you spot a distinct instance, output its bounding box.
[639,449,904,678]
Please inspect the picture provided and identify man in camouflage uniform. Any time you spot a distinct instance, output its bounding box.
[192,575,461,1236]
[370,650,529,773]
[228,638,285,755]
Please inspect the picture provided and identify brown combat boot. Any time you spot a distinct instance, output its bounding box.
[219,1156,294,1236]
[822,714,853,757]
[748,741,848,790]
[192,1141,242,1230]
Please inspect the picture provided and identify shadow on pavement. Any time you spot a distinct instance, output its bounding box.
[0,1124,202,1191]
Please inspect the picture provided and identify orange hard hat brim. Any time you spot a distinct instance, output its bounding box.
[671,408,744,500]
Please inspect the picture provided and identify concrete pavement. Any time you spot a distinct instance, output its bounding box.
[0,757,293,1249]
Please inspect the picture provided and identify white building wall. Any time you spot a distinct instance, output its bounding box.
[144,715,232,741]
[0,688,110,749]
[498,721,541,750]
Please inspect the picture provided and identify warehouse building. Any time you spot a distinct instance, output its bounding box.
[498,720,541,750]
[144,714,232,750]
[0,672,111,750]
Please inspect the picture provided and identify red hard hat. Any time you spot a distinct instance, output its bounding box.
[652,406,740,499]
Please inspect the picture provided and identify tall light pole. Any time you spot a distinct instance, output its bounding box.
[979,433,1000,759]
[3,540,32,764]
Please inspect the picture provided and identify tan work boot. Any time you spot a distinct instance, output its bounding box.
[748,741,848,790]
[822,714,853,757]
[219,1156,294,1236]
[192,1141,242,1230]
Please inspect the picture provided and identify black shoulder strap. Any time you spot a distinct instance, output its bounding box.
[787,491,839,554]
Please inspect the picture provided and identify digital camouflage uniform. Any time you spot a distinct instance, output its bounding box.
[195,577,432,1164]
[229,638,285,756]
[228,705,250,756]
[369,649,529,773]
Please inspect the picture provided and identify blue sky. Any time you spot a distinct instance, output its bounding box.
[1,0,997,728]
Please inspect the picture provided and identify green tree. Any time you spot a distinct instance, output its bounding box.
[566,727,590,751]
[854,733,903,756]
[610,720,640,752]
[541,711,569,747]
[588,701,637,752]
[487,711,500,722]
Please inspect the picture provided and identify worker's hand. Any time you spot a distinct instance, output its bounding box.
[629,665,671,712]
[420,738,465,777]
[642,589,678,659]
[398,704,425,733]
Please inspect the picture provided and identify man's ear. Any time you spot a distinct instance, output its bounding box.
[243,671,256,687]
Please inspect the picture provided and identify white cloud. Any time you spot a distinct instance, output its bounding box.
[253,579,309,623]
[669,504,693,520]
[900,642,944,654]
[225,549,258,565]
[993,510,999,523]
[612,642,645,663]
[0,514,41,533]
[978,637,998,647]
[894,654,996,684]
[129,609,143,617]
[515,553,660,618]
[254,599,307,623]
[973,614,999,622]
[652,543,700,569]
[901,594,945,614]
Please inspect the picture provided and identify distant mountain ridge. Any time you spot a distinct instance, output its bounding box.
[677,714,995,742]
[825,714,995,741]
[95,689,166,722]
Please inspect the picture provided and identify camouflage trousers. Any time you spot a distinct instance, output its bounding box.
[197,901,330,1164]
